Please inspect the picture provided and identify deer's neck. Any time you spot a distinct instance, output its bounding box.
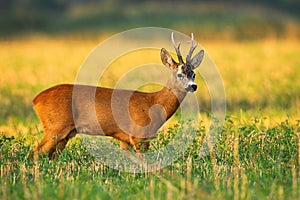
[155,74,187,120]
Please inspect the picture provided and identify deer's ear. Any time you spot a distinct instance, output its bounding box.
[191,50,204,69]
[161,48,178,70]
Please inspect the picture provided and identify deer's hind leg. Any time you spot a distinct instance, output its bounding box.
[34,126,76,160]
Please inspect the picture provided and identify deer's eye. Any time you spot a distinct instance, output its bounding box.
[177,73,183,78]
[192,74,196,79]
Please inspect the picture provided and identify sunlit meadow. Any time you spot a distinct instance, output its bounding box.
[0,34,299,199]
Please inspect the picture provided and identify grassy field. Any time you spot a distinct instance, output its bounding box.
[1,1,300,197]
[0,117,299,199]
[0,35,299,199]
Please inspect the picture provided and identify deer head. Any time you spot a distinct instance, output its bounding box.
[160,32,204,93]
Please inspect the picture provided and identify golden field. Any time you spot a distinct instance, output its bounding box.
[1,37,300,111]
[0,35,299,139]
[0,34,299,200]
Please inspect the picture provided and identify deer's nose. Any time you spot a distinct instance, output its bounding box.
[187,84,197,92]
[191,84,197,91]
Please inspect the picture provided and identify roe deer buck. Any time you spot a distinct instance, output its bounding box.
[33,32,204,159]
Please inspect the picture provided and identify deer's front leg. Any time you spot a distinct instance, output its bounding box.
[120,141,132,150]
[130,137,150,153]
[112,132,133,151]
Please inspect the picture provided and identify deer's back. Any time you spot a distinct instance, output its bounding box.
[33,84,159,137]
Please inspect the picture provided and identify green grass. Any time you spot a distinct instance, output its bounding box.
[0,117,299,199]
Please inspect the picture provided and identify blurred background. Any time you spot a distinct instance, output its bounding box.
[0,0,300,129]
[0,0,300,39]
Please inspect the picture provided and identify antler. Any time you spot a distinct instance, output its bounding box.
[171,32,184,64]
[186,33,198,64]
